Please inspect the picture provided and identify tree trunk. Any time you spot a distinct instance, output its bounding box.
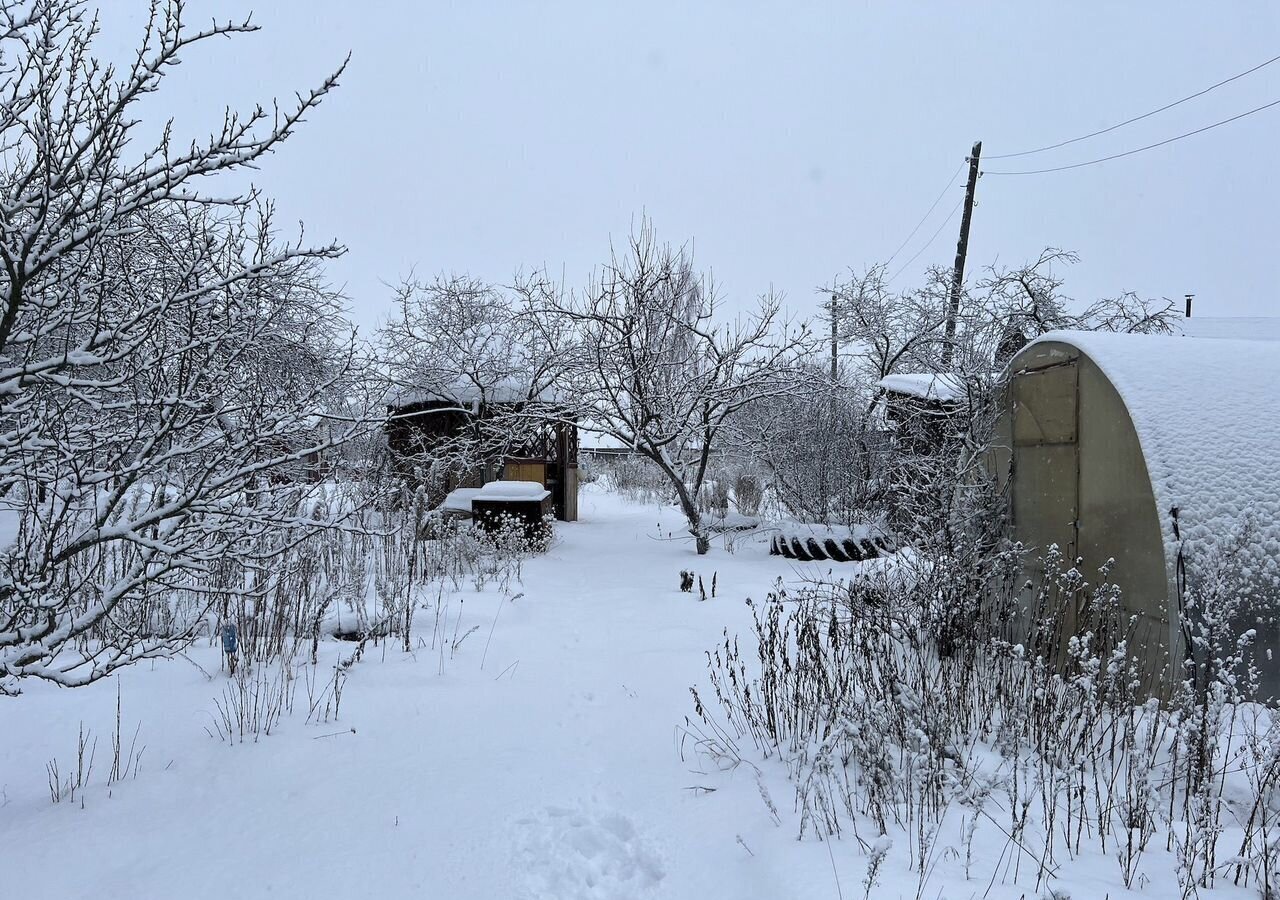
[673,487,710,555]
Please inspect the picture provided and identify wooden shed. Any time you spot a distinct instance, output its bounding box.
[386,391,578,522]
[876,373,968,455]
[992,330,1280,697]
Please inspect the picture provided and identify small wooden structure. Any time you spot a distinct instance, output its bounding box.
[876,373,968,454]
[875,373,970,532]
[386,392,578,522]
[470,481,554,545]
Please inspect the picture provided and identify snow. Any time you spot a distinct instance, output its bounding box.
[1031,330,1280,567]
[1,489,877,900]
[700,509,760,532]
[876,372,966,402]
[0,503,19,551]
[1175,315,1280,342]
[0,488,1252,898]
[440,486,482,513]
[474,479,550,502]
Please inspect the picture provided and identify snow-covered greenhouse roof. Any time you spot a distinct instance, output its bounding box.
[1029,330,1280,566]
[876,373,967,403]
[1174,316,1280,342]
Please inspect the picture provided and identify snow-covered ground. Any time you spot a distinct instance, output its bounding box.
[0,488,1256,899]
[1,489,833,899]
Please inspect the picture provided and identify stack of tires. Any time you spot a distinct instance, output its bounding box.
[769,526,897,562]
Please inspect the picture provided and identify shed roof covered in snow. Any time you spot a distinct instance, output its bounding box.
[474,480,551,502]
[1029,330,1280,567]
[876,373,967,403]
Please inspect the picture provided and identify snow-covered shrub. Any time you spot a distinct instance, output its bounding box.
[690,539,1280,898]
[576,455,602,485]
[735,370,885,529]
[591,453,674,505]
[699,480,731,518]
[733,474,763,518]
[207,660,299,744]
[0,2,362,694]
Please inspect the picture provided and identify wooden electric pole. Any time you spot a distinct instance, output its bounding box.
[829,293,839,381]
[942,141,982,368]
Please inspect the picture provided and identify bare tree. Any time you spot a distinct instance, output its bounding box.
[974,249,1177,364]
[833,264,957,383]
[546,224,810,554]
[814,249,1178,546]
[734,363,886,526]
[833,250,1178,386]
[382,274,565,408]
[0,1,360,693]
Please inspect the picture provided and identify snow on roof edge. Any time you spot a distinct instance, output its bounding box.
[876,373,967,402]
[1027,330,1280,573]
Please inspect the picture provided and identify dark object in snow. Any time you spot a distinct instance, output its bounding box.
[769,525,897,562]
[679,570,694,592]
[221,623,239,675]
[694,573,716,601]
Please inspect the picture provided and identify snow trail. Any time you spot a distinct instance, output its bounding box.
[0,490,822,899]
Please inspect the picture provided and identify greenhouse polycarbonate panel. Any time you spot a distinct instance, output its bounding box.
[1013,363,1077,446]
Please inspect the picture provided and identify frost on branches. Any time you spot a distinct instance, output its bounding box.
[0,0,362,693]
[546,223,811,554]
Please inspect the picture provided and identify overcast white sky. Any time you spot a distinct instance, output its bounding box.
[102,1,1280,332]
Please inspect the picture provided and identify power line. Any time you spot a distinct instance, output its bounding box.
[885,161,965,266]
[984,95,1280,175]
[888,196,963,284]
[987,51,1280,160]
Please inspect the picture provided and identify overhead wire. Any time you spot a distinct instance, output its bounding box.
[874,54,1280,282]
[888,196,963,284]
[987,50,1280,160]
[884,161,965,267]
[985,95,1280,175]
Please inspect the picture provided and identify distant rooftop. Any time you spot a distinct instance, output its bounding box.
[389,376,559,409]
[1175,316,1280,342]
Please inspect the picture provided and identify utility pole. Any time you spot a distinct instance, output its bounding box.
[823,292,839,525]
[829,293,839,381]
[942,141,982,368]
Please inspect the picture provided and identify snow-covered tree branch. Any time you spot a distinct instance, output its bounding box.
[546,223,811,554]
[377,273,571,487]
[0,0,363,694]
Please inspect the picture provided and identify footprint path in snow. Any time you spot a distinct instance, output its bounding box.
[513,804,666,899]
